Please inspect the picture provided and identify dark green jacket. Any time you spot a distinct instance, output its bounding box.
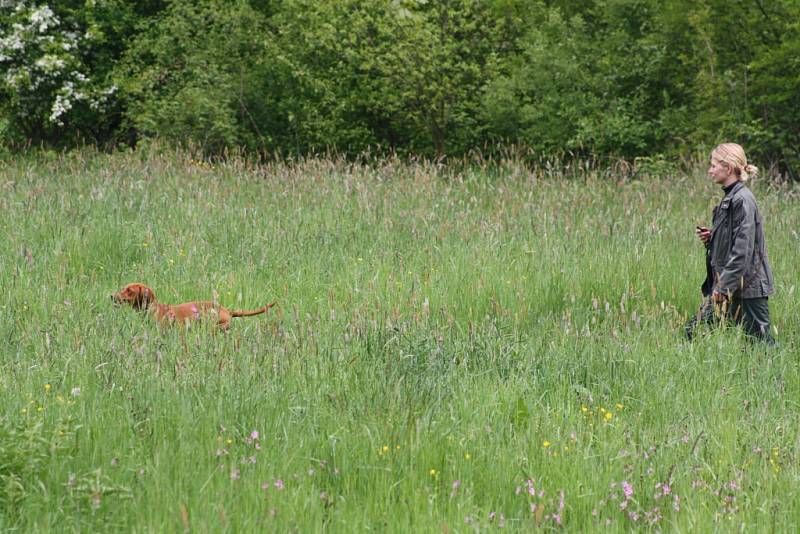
[707,181,774,298]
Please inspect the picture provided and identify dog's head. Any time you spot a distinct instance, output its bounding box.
[111,283,156,310]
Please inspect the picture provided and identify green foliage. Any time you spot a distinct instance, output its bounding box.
[115,0,267,152]
[2,0,800,174]
[0,1,117,145]
[749,3,800,178]
[481,6,599,155]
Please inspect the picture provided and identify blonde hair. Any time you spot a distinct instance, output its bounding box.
[711,143,758,182]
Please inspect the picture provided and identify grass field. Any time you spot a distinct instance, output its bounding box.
[1,148,799,531]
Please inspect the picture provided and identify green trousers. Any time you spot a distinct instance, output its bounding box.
[684,296,774,344]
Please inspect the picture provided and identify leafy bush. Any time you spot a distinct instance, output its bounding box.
[2,0,800,174]
[0,1,117,145]
[115,0,267,153]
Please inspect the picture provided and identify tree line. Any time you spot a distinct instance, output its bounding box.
[1,0,798,176]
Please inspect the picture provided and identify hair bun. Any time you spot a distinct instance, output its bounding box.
[744,163,758,178]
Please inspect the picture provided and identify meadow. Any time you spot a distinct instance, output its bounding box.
[1,148,799,532]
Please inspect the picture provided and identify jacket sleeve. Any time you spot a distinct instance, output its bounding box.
[715,197,756,295]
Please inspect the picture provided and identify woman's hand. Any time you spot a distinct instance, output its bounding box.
[696,226,711,245]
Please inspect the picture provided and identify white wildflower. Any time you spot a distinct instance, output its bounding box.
[4,71,19,89]
[49,94,71,124]
[30,5,58,33]
[34,54,65,73]
[0,33,25,53]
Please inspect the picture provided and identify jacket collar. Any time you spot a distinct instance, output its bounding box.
[722,180,746,200]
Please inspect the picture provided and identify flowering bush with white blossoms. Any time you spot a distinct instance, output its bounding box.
[0,1,115,140]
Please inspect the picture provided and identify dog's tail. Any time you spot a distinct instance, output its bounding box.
[231,301,277,318]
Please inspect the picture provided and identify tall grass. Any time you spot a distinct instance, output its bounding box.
[1,148,798,531]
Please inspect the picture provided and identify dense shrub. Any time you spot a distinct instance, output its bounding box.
[0,2,114,145]
[1,0,799,174]
[114,1,268,152]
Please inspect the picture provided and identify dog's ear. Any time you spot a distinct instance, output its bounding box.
[132,285,153,309]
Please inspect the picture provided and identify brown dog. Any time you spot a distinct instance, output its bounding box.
[111,283,275,329]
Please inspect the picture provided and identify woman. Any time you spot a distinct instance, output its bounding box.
[685,143,775,343]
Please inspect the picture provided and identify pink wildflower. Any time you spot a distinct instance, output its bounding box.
[274,479,285,490]
[622,481,633,499]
